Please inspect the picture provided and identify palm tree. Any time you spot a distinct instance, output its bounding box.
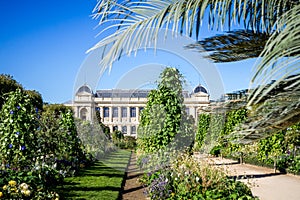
[89,0,300,142]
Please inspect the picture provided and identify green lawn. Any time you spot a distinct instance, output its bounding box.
[57,150,131,200]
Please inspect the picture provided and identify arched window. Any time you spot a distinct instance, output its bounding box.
[80,108,88,121]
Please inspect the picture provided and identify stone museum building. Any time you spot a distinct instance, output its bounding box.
[66,85,210,137]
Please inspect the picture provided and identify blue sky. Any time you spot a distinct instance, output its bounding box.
[0,0,255,103]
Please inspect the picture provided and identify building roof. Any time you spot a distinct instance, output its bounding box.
[76,85,92,94]
[193,85,208,94]
[94,89,191,98]
[95,89,150,98]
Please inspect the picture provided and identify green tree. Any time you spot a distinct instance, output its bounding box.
[90,0,300,142]
[138,67,194,153]
[0,74,22,109]
[24,90,43,111]
[195,113,210,151]
[95,108,111,139]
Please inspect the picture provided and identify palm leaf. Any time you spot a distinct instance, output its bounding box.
[88,0,294,68]
[232,4,300,143]
[185,30,270,62]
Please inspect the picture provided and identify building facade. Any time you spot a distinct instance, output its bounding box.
[66,85,210,137]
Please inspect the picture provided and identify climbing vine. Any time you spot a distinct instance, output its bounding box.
[137,67,194,154]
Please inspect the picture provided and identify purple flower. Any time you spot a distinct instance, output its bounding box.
[15,132,20,135]
[8,144,13,148]
[10,110,14,114]
[35,107,39,113]
[6,164,10,168]
[16,106,20,110]
[21,146,26,151]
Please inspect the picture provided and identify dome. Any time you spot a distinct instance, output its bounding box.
[77,85,92,94]
[193,85,208,94]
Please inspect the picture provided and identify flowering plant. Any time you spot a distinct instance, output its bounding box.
[0,179,60,200]
[141,152,257,200]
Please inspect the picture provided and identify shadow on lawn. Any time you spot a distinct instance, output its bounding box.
[57,150,132,200]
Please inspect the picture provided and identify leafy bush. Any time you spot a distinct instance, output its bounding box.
[0,90,63,199]
[210,145,222,157]
[0,89,39,169]
[76,119,116,159]
[141,153,256,200]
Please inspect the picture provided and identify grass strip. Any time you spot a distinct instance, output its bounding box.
[57,149,131,200]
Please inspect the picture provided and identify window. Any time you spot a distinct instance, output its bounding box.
[80,108,87,121]
[103,107,109,117]
[131,126,136,134]
[185,107,190,115]
[139,107,144,113]
[130,107,136,117]
[121,107,127,118]
[122,126,127,134]
[113,107,118,118]
[113,126,118,131]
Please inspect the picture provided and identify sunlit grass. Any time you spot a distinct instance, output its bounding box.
[57,150,131,200]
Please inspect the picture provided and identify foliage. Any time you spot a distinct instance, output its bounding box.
[89,0,294,67]
[122,136,137,149]
[58,110,88,172]
[112,130,124,143]
[76,119,115,159]
[43,104,72,117]
[141,153,256,200]
[0,74,43,111]
[257,131,286,162]
[24,90,43,111]
[95,108,111,138]
[0,89,65,199]
[0,89,39,169]
[200,113,225,154]
[0,74,22,109]
[0,180,60,200]
[138,67,194,155]
[195,113,210,151]
[186,30,270,63]
[0,76,116,198]
[90,0,300,143]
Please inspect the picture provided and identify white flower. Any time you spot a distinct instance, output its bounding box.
[165,178,168,182]
[196,177,200,182]
[19,183,29,190]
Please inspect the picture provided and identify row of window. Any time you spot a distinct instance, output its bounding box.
[96,107,144,118]
[113,125,136,134]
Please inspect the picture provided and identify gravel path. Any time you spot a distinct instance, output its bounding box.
[121,152,146,200]
[200,156,300,200]
[121,154,300,200]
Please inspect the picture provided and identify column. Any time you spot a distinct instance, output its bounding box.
[136,106,139,121]
[109,106,112,122]
[118,106,121,122]
[76,106,79,118]
[127,125,131,136]
[127,106,130,122]
[100,107,103,122]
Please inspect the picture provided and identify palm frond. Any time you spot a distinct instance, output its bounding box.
[232,4,300,143]
[89,0,294,68]
[185,30,270,62]
[231,75,300,143]
[248,4,300,105]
